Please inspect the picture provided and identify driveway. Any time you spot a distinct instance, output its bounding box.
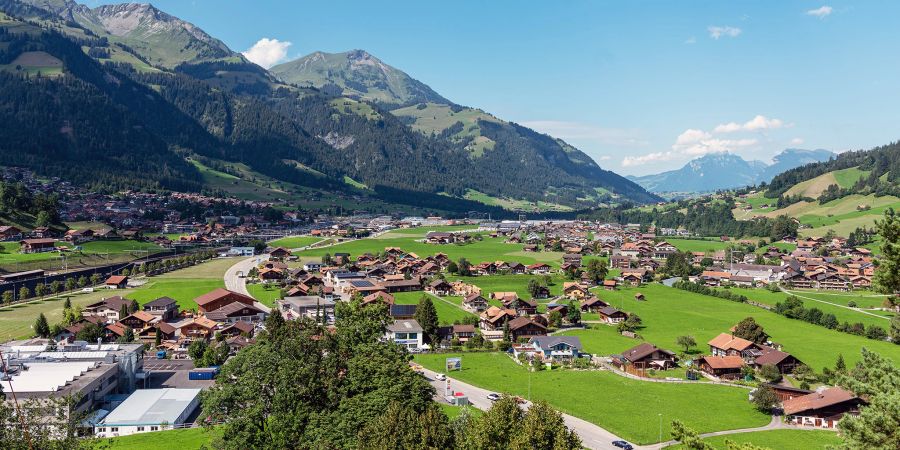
[419,366,640,450]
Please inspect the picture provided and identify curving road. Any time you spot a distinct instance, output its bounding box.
[419,366,639,450]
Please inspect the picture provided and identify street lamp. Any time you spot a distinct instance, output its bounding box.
[658,413,663,443]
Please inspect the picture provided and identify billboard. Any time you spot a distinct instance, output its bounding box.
[446,357,462,372]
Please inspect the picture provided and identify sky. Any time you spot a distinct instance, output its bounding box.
[93,0,900,176]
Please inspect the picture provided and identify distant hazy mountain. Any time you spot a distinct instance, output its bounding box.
[628,149,834,193]
[271,50,450,107]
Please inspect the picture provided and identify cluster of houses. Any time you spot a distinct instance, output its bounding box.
[55,287,268,356]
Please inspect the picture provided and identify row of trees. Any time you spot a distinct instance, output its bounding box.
[774,296,895,342]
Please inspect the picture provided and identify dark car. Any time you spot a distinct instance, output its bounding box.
[612,441,633,450]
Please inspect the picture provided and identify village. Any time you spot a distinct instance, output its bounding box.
[1,215,894,449]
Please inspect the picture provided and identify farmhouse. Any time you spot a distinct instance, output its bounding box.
[19,238,56,253]
[142,297,178,321]
[783,388,864,429]
[597,306,628,324]
[205,301,268,324]
[707,333,762,359]
[613,343,678,371]
[104,275,129,289]
[0,225,23,241]
[697,355,745,379]
[462,293,488,312]
[194,288,256,314]
[507,316,547,341]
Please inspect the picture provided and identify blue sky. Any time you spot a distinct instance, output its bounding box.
[94,1,900,175]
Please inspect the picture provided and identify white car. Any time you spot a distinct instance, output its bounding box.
[435,373,447,381]
[486,393,501,401]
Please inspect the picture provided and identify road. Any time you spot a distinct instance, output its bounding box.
[223,255,263,297]
[419,366,639,450]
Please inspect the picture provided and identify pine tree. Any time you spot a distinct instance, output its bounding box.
[874,208,900,294]
[414,296,439,344]
[34,313,50,338]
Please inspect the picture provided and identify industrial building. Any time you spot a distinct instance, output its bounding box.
[95,388,202,437]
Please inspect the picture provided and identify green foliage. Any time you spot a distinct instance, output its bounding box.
[874,208,900,294]
[0,393,93,449]
[835,349,900,450]
[414,295,439,343]
[758,364,782,383]
[33,312,49,337]
[733,317,768,344]
[676,335,697,353]
[567,301,581,325]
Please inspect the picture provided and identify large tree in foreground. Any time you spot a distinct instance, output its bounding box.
[874,208,900,294]
[835,348,900,450]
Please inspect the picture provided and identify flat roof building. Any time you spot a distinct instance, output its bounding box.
[95,388,201,437]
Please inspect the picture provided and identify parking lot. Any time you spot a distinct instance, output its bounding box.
[142,357,216,389]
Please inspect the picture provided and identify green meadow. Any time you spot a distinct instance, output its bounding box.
[414,352,769,444]
[664,429,843,450]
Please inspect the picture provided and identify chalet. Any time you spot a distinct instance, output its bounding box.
[30,227,53,239]
[194,288,256,314]
[19,238,56,254]
[526,263,551,275]
[218,320,255,338]
[179,317,218,341]
[597,306,628,324]
[119,311,157,330]
[621,269,649,286]
[507,262,527,274]
[529,336,583,362]
[508,316,547,342]
[0,226,23,241]
[103,323,127,342]
[751,347,803,374]
[783,388,865,429]
[65,229,94,243]
[562,253,582,267]
[531,285,551,299]
[764,383,812,402]
[462,294,488,312]
[707,333,762,359]
[95,229,119,240]
[701,271,732,286]
[602,279,618,290]
[426,279,453,296]
[269,247,292,260]
[83,296,134,321]
[362,291,395,306]
[425,231,455,244]
[610,255,631,270]
[490,291,519,303]
[380,278,422,293]
[480,307,516,331]
[697,355,745,379]
[563,282,588,300]
[105,275,129,289]
[580,296,609,312]
[205,301,268,324]
[343,279,385,298]
[438,324,477,343]
[613,343,677,371]
[504,297,538,316]
[523,244,538,252]
[143,297,178,321]
[258,268,285,282]
[138,322,176,344]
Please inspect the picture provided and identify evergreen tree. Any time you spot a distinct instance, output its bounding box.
[34,312,50,338]
[836,349,900,449]
[874,208,900,294]
[414,295,439,344]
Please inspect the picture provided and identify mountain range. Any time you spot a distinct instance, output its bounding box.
[0,0,659,215]
[627,149,835,194]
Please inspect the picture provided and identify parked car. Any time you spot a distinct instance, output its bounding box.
[435,373,447,381]
[486,393,501,401]
[612,440,633,450]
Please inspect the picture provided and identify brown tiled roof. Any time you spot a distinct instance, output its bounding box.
[701,355,745,369]
[708,333,755,351]
[783,388,858,415]
[621,343,674,363]
[194,288,255,307]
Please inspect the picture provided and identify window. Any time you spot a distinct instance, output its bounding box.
[151,426,158,431]
[137,426,144,432]
[97,427,105,432]
[110,427,118,432]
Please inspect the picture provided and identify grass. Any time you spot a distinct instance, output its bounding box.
[555,324,646,356]
[0,239,162,271]
[246,283,282,307]
[267,236,322,249]
[587,284,900,370]
[463,189,573,212]
[718,287,893,329]
[393,291,475,325]
[0,258,237,340]
[296,227,566,268]
[438,402,483,420]
[94,427,218,449]
[665,238,734,253]
[414,352,770,444]
[664,429,843,450]
[783,289,890,309]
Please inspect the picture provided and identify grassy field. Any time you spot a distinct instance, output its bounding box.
[664,429,843,450]
[463,189,573,212]
[556,324,647,356]
[719,287,893,328]
[246,283,282,307]
[665,238,734,253]
[267,236,322,249]
[783,289,890,309]
[414,352,770,444]
[393,291,475,325]
[585,284,900,370]
[0,258,236,340]
[0,239,163,271]
[94,427,217,449]
[296,227,566,267]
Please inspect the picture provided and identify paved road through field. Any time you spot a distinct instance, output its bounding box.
[419,366,641,450]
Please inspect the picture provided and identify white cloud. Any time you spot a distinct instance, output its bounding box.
[708,26,742,39]
[790,137,804,145]
[598,155,612,161]
[520,120,646,146]
[806,6,833,18]
[713,115,785,133]
[684,36,697,45]
[242,38,292,69]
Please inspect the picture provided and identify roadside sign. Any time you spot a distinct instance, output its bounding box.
[446,357,462,372]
